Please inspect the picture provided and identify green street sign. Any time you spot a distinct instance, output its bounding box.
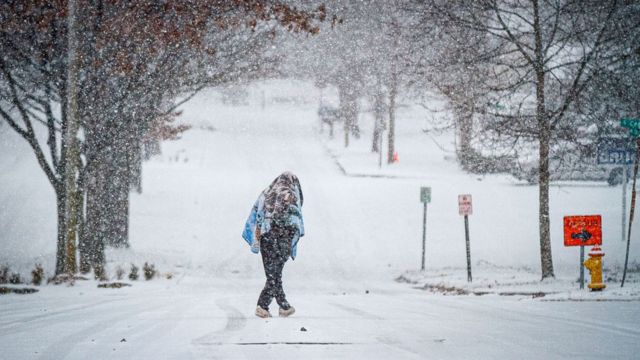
[420,187,431,203]
[621,118,640,137]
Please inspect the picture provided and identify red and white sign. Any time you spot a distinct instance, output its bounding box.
[458,194,473,216]
[563,215,602,246]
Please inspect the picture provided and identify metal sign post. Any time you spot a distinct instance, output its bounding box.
[563,215,603,289]
[620,118,640,287]
[464,216,472,282]
[597,136,634,243]
[458,194,473,282]
[579,245,585,289]
[622,139,640,287]
[420,187,431,271]
[623,166,628,242]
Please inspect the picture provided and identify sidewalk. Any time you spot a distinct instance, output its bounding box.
[397,261,640,301]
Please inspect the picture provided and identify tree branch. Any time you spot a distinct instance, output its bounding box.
[549,0,618,126]
[0,57,59,189]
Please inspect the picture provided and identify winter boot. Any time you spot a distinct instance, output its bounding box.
[278,306,295,317]
[255,306,272,318]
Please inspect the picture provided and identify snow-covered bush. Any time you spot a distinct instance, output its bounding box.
[115,266,125,280]
[143,263,156,281]
[9,272,22,284]
[0,265,8,284]
[129,264,139,281]
[31,264,44,286]
[94,265,107,281]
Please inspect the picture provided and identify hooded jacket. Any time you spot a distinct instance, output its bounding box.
[242,172,305,259]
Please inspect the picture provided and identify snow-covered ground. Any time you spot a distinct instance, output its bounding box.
[1,80,639,359]
[3,275,639,359]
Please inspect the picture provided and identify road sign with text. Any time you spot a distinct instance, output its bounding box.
[563,215,602,246]
[597,137,635,165]
[621,118,640,137]
[420,187,431,203]
[458,194,473,216]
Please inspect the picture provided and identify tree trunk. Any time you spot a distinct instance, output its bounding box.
[534,0,554,280]
[64,187,79,274]
[103,142,131,248]
[130,138,143,193]
[112,171,130,248]
[349,96,360,140]
[339,85,350,147]
[537,82,554,280]
[371,91,385,153]
[55,192,67,275]
[387,74,397,164]
[54,106,68,275]
[387,17,400,164]
[80,144,107,274]
[339,83,360,148]
[55,61,69,276]
[372,120,381,152]
[60,0,79,276]
[456,100,474,165]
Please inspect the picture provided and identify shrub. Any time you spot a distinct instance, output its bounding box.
[115,266,125,280]
[0,265,9,284]
[129,264,139,281]
[31,264,44,286]
[94,265,108,281]
[9,272,22,284]
[143,262,156,281]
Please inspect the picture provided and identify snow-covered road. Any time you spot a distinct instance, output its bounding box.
[2,276,639,359]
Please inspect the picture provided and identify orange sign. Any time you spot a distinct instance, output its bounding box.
[563,215,602,246]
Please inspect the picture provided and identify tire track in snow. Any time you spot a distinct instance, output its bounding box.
[36,296,180,360]
[0,296,134,336]
[375,336,429,359]
[106,295,194,359]
[217,300,247,332]
[329,302,384,321]
[191,297,247,346]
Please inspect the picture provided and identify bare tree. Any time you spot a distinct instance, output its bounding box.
[1,0,325,277]
[429,0,639,279]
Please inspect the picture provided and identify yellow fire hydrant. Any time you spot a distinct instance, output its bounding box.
[583,245,606,291]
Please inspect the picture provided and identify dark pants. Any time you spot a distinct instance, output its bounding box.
[257,224,295,311]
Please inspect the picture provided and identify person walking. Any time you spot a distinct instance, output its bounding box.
[242,172,305,318]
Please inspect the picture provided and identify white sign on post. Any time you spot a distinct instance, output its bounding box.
[458,194,473,216]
